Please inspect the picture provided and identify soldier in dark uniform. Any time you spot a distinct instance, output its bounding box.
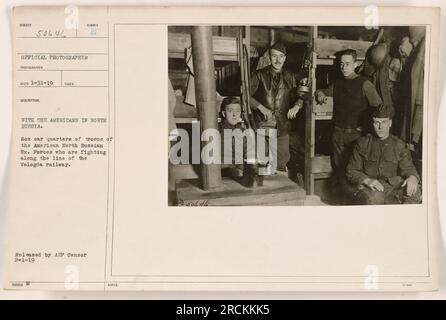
[250,42,303,175]
[346,105,421,205]
[315,49,384,186]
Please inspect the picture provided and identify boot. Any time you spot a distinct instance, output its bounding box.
[242,162,265,188]
[241,162,256,187]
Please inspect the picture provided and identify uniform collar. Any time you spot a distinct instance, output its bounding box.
[375,135,391,144]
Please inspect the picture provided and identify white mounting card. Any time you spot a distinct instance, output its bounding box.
[3,6,440,291]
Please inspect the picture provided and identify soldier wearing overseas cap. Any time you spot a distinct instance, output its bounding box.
[250,42,304,178]
[345,104,421,204]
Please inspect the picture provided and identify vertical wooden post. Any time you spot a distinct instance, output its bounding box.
[245,26,251,62]
[191,26,222,190]
[269,29,276,46]
[304,26,317,195]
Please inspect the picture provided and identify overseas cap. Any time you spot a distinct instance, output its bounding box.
[373,104,395,119]
[270,42,287,55]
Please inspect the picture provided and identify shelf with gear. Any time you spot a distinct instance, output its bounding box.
[304,26,373,195]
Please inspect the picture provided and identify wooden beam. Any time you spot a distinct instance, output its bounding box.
[311,155,332,174]
[191,26,222,190]
[255,25,331,37]
[169,32,258,59]
[169,52,239,61]
[304,26,318,195]
[169,32,237,56]
[314,114,333,120]
[314,38,372,59]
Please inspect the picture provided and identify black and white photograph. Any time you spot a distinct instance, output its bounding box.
[2,4,441,294]
[168,25,426,206]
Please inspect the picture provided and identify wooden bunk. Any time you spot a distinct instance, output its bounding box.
[169,27,308,205]
[168,28,249,188]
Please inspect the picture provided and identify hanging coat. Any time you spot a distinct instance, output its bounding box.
[410,38,425,144]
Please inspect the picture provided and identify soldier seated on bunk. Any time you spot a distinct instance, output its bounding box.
[345,104,422,205]
[219,96,246,177]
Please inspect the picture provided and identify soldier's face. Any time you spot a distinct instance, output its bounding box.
[340,55,357,77]
[270,49,286,72]
[223,103,242,126]
[373,117,392,139]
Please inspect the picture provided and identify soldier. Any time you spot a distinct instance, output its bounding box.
[315,49,384,186]
[218,96,245,176]
[250,42,303,176]
[346,105,421,205]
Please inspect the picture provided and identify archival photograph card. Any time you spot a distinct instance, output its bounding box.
[2,5,440,291]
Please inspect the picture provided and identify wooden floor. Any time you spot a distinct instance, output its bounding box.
[174,175,314,206]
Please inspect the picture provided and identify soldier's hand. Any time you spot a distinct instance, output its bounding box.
[314,90,327,105]
[402,176,418,196]
[287,102,302,119]
[257,104,273,121]
[363,178,385,192]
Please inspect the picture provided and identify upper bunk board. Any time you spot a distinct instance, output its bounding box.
[168,32,258,61]
[314,38,373,60]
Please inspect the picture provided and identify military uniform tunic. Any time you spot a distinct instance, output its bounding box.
[346,133,421,204]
